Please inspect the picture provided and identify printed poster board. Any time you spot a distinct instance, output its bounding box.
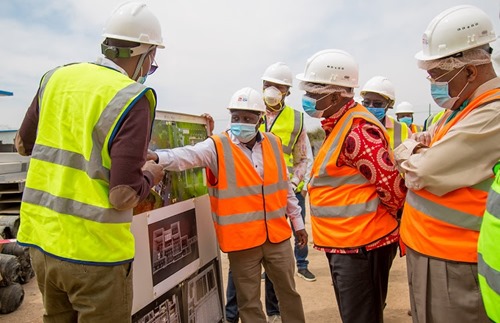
[131,111,224,322]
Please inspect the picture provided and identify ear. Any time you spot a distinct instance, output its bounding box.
[465,65,478,82]
[286,90,291,97]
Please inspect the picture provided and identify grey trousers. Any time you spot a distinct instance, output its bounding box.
[406,247,489,323]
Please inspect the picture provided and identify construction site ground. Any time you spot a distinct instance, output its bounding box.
[2,211,412,323]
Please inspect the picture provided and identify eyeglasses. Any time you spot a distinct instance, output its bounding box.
[362,99,387,108]
[147,59,158,75]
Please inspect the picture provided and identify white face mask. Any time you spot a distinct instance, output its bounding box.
[263,86,283,110]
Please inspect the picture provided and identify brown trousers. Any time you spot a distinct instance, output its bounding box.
[30,248,133,323]
[406,247,489,323]
[228,239,305,323]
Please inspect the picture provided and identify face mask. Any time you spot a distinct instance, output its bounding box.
[302,94,331,118]
[367,107,386,121]
[399,117,413,126]
[230,123,258,143]
[430,82,469,110]
[263,86,283,110]
[137,75,148,84]
[429,66,467,110]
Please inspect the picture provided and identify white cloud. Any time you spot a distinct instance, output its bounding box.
[1,0,499,133]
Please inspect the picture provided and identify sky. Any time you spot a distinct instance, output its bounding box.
[1,0,500,134]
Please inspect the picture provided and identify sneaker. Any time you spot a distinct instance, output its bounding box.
[267,315,282,323]
[297,268,316,282]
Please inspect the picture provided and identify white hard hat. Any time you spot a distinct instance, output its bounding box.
[262,62,293,87]
[228,87,266,113]
[103,1,165,49]
[415,5,496,61]
[360,76,395,101]
[395,101,414,114]
[296,49,359,88]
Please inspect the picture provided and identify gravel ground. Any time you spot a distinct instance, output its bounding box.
[2,213,412,323]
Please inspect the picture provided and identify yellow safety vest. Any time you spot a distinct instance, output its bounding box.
[423,111,445,131]
[18,63,156,264]
[385,116,410,150]
[260,106,304,174]
[478,161,500,322]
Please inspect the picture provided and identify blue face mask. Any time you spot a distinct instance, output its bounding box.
[429,66,467,110]
[399,117,413,126]
[431,82,454,109]
[137,75,148,84]
[302,95,325,118]
[367,107,386,121]
[430,82,461,110]
[230,123,258,143]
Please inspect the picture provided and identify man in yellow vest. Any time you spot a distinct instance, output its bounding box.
[478,161,500,322]
[14,2,166,322]
[395,101,423,133]
[394,5,500,322]
[149,87,307,323]
[360,76,412,150]
[296,49,407,323]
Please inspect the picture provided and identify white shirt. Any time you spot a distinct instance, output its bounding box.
[156,130,305,230]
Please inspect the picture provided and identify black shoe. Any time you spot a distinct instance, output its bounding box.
[297,268,316,282]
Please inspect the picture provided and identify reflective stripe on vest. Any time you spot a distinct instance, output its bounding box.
[260,106,304,173]
[208,132,291,252]
[478,164,500,322]
[386,116,410,150]
[423,111,445,131]
[18,63,156,264]
[309,104,398,248]
[402,89,500,263]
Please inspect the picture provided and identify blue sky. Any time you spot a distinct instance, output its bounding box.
[1,0,500,133]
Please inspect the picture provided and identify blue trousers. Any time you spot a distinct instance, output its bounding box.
[293,192,309,270]
[225,192,308,320]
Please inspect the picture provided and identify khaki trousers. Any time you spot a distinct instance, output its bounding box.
[30,248,133,323]
[406,247,489,323]
[228,239,305,323]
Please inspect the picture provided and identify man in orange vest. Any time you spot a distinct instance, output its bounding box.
[394,5,500,322]
[149,87,307,323]
[296,49,407,323]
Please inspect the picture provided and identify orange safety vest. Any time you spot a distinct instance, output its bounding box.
[309,104,399,248]
[401,89,500,263]
[207,132,292,252]
[410,123,422,133]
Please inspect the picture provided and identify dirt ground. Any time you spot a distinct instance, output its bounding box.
[1,216,412,323]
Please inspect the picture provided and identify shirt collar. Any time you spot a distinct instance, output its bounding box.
[94,57,128,76]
